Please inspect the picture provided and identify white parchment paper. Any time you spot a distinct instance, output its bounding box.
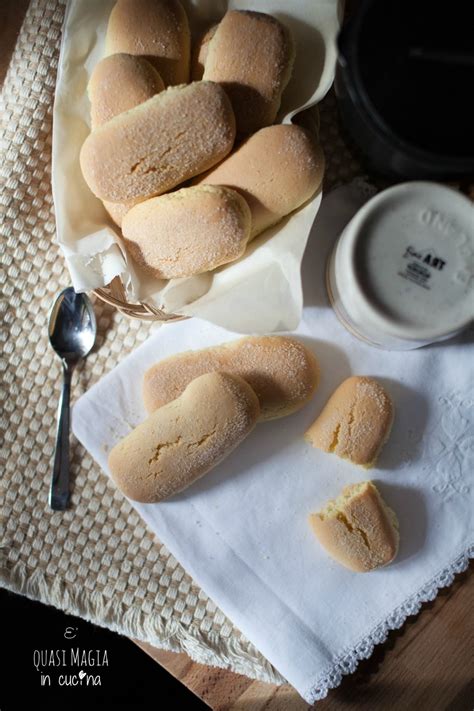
[51,0,341,332]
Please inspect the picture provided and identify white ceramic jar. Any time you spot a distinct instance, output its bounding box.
[327,182,474,350]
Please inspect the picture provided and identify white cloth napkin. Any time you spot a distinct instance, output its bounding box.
[72,182,474,703]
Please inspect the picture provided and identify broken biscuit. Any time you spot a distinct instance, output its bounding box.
[309,481,399,572]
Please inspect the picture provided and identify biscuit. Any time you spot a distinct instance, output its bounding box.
[88,53,164,129]
[196,124,324,240]
[105,0,190,86]
[80,82,236,203]
[102,200,134,228]
[143,335,319,420]
[108,372,260,503]
[191,24,218,81]
[309,481,400,572]
[305,376,394,468]
[122,186,251,279]
[203,10,294,135]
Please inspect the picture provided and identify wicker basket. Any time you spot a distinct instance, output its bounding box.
[93,277,187,322]
[92,108,321,322]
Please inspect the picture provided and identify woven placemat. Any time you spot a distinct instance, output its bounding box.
[0,0,362,683]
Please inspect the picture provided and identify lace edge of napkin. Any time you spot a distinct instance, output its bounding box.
[304,545,474,704]
[0,551,286,685]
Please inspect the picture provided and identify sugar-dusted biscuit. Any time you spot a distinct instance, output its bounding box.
[305,376,394,468]
[309,481,400,572]
[122,186,251,279]
[80,82,236,203]
[203,10,294,135]
[105,0,190,86]
[109,372,260,503]
[143,336,319,420]
[196,125,324,240]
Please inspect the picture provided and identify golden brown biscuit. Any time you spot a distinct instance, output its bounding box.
[88,53,165,224]
[196,124,324,240]
[80,82,236,203]
[143,336,319,420]
[309,481,400,572]
[203,10,294,135]
[122,186,251,279]
[191,24,218,81]
[108,372,260,503]
[102,200,134,228]
[305,376,394,468]
[88,54,165,129]
[105,0,190,86]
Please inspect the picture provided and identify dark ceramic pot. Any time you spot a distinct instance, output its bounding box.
[335,0,474,180]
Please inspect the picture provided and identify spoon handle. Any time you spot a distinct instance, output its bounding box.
[49,362,73,510]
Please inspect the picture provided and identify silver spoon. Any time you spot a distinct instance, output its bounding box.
[48,287,97,510]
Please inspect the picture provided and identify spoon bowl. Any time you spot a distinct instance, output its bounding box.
[48,287,97,510]
[49,287,96,362]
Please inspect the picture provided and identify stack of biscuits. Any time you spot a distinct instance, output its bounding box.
[80,0,325,281]
[109,335,320,501]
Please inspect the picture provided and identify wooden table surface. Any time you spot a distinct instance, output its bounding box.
[2,2,472,709]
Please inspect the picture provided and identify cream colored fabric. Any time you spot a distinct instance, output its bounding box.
[0,0,361,684]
